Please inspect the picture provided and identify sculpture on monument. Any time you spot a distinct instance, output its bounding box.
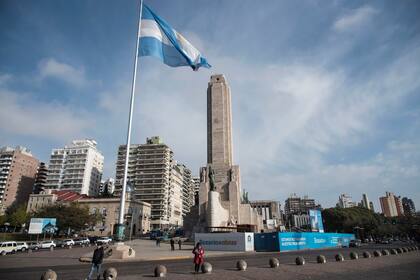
[208,166,216,191]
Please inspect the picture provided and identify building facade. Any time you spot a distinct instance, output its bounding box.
[77,196,151,237]
[33,162,48,194]
[379,192,404,217]
[337,194,356,208]
[0,146,39,213]
[284,194,320,216]
[402,197,416,216]
[115,136,194,229]
[250,200,282,230]
[360,193,371,210]
[45,140,104,196]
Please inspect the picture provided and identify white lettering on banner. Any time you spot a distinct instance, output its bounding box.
[314,238,326,244]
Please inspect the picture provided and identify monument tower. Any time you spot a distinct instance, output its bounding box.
[198,74,262,232]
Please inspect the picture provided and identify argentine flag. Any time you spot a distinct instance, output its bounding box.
[139,5,211,71]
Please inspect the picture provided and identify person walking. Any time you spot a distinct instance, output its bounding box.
[170,238,175,251]
[156,237,161,247]
[192,242,205,273]
[178,238,182,250]
[86,244,104,280]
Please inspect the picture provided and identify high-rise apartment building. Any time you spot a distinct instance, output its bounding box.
[402,197,416,216]
[360,193,371,210]
[0,146,39,213]
[192,177,200,205]
[33,162,48,194]
[115,136,194,229]
[45,140,104,196]
[379,192,404,217]
[337,194,356,208]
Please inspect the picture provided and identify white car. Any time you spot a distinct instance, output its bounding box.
[40,240,56,249]
[61,239,75,247]
[16,242,29,252]
[96,237,112,245]
[0,241,17,255]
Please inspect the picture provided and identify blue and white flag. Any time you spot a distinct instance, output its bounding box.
[139,5,211,70]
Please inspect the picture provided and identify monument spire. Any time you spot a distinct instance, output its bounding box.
[207,74,233,166]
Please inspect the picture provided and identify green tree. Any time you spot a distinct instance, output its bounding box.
[35,203,100,234]
[8,205,31,228]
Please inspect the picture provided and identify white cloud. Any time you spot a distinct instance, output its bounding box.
[0,88,93,141]
[333,5,378,32]
[38,58,88,87]
[0,73,13,86]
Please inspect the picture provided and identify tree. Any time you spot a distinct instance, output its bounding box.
[35,203,100,235]
[8,205,31,228]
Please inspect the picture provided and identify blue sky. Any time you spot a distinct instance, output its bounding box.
[1,0,419,210]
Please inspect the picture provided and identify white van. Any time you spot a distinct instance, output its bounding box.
[0,241,17,255]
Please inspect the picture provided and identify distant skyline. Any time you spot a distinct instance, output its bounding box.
[1,0,419,210]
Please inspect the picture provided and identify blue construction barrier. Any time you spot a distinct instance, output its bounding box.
[254,232,355,252]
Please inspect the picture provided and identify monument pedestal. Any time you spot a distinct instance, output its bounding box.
[107,242,136,259]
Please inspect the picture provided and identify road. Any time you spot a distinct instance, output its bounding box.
[0,244,418,279]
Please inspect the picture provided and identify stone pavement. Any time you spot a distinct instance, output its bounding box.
[89,239,251,262]
[117,253,420,280]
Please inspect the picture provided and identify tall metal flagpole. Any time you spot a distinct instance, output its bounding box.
[116,0,144,242]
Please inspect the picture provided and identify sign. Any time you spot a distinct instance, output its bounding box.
[279,232,354,251]
[195,232,254,251]
[309,209,324,233]
[28,218,57,234]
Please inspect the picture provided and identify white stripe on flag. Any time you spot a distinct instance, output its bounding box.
[140,19,172,45]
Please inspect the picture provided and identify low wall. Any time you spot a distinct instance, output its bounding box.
[195,232,254,251]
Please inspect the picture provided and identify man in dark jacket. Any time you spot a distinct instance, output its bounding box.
[87,245,104,280]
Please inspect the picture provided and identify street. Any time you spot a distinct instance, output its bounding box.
[0,243,419,279]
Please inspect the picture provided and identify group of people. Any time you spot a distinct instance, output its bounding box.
[86,241,206,279]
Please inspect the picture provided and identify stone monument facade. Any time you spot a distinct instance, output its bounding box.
[198,74,262,232]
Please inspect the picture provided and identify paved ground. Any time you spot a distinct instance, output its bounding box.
[0,242,418,279]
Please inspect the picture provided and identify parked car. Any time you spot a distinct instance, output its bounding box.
[74,238,90,246]
[0,241,17,255]
[96,237,112,245]
[16,242,29,252]
[349,239,362,247]
[40,240,56,249]
[27,241,41,251]
[57,239,74,248]
[88,236,99,244]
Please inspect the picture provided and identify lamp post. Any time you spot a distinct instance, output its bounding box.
[3,222,10,241]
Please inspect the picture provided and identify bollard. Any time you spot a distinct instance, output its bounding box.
[68,245,72,249]
[269,257,280,268]
[201,262,212,274]
[363,251,371,258]
[390,249,398,255]
[402,247,407,253]
[103,267,118,280]
[373,250,382,257]
[349,252,358,260]
[317,255,326,264]
[236,260,247,271]
[295,256,305,265]
[154,265,167,278]
[335,253,344,262]
[49,246,54,252]
[40,269,57,280]
[396,248,403,254]
[382,249,390,256]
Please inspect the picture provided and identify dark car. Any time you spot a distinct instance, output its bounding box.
[349,239,362,247]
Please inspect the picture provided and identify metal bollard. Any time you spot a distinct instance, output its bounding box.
[363,251,371,258]
[373,250,382,257]
[295,256,305,265]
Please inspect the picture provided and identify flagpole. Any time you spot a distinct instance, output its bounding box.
[116,0,144,242]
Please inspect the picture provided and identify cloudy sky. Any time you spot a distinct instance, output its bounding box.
[1,0,419,210]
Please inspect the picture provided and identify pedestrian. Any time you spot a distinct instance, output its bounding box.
[170,238,175,251]
[156,237,160,247]
[192,242,205,273]
[86,244,104,280]
[178,239,182,250]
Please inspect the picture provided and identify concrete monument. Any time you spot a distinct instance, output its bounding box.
[198,74,262,232]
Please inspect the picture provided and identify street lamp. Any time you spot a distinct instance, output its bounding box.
[3,222,10,241]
